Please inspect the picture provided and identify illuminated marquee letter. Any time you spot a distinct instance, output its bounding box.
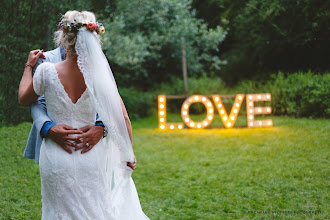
[158,95,184,130]
[212,94,244,128]
[181,95,214,128]
[246,93,272,128]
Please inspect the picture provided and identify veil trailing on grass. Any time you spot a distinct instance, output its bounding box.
[75,27,141,216]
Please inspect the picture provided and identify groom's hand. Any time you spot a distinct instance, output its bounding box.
[73,125,103,154]
[48,124,83,154]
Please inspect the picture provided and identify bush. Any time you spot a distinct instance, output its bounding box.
[154,72,330,118]
[119,87,154,120]
[157,74,226,95]
[155,75,227,114]
[268,72,330,118]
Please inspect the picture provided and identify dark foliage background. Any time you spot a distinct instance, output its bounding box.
[1,0,329,125]
[192,0,330,83]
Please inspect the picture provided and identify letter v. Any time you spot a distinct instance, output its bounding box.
[212,94,245,128]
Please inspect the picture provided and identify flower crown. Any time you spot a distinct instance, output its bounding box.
[58,19,105,35]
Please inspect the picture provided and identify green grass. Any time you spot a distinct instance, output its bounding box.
[0,115,329,219]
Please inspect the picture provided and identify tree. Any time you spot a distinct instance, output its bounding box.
[102,0,227,89]
[192,0,330,83]
[0,0,91,125]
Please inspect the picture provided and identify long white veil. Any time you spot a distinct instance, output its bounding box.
[74,27,149,219]
[75,26,135,186]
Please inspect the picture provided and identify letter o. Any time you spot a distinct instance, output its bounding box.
[181,95,214,128]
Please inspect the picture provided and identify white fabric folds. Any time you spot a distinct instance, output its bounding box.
[75,28,148,219]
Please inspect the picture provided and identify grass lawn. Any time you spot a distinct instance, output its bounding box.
[0,115,329,219]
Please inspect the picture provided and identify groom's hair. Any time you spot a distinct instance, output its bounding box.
[54,10,96,54]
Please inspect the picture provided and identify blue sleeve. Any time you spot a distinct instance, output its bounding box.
[41,121,56,138]
[95,121,104,127]
[95,114,106,138]
[30,95,54,136]
[95,113,104,126]
[30,58,55,136]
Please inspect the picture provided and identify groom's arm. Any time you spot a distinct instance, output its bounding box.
[30,57,55,136]
[30,95,54,137]
[34,104,105,154]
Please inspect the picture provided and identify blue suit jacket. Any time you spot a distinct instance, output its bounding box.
[23,47,102,163]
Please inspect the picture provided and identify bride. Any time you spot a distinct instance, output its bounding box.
[19,10,149,219]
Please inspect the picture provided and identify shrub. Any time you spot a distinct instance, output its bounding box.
[155,75,227,114]
[119,87,154,120]
[157,74,226,95]
[268,72,330,118]
[154,72,330,118]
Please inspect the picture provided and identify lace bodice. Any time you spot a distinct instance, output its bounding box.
[33,62,96,128]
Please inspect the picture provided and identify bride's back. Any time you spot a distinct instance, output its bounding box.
[54,57,87,104]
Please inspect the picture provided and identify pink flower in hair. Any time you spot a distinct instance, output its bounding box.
[87,22,98,31]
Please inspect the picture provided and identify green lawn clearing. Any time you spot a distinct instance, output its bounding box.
[0,115,329,219]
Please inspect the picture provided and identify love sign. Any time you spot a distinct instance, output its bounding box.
[158,94,272,129]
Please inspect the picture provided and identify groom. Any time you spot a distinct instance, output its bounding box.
[23,45,106,163]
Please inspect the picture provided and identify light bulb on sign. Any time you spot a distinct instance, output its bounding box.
[202,97,206,102]
[249,102,253,107]
[160,118,164,122]
[160,111,164,115]
[203,121,208,126]
[183,111,187,115]
[238,96,242,100]
[159,97,164,102]
[178,125,183,129]
[257,95,261,99]
[248,95,252,100]
[160,125,165,129]
[209,109,213,113]
[194,96,199,100]
[184,104,188,109]
[160,104,164,109]
[258,108,262,113]
[258,122,262,126]
[208,116,212,120]
[236,103,239,107]
[218,104,222,108]
[249,115,253,120]
[230,116,234,120]
[250,122,253,126]
[223,116,227,121]
[227,122,231,127]
[266,95,270,99]
[170,125,174,129]
[267,121,272,125]
[267,108,271,112]
[220,110,224,114]
[249,109,253,113]
[190,122,194,127]
[215,97,219,101]
[233,109,237,113]
[207,102,212,107]
[197,124,201,128]
[185,118,189,122]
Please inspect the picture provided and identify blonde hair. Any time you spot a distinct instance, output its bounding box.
[54,10,96,53]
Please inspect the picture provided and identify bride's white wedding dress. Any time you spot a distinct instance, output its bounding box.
[33,62,149,220]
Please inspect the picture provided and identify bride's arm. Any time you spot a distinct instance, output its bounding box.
[119,95,137,170]
[19,50,45,107]
[119,95,133,145]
